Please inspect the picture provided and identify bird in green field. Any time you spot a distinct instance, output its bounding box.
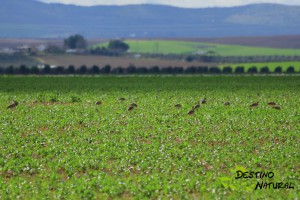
[201,98,207,104]
[130,103,138,107]
[188,109,195,115]
[128,105,134,111]
[175,104,182,109]
[7,100,18,109]
[224,102,230,106]
[250,102,259,108]
[268,102,276,106]
[193,104,200,109]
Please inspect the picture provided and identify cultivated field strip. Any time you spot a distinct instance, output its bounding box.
[0,76,299,199]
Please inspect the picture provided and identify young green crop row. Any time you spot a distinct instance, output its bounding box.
[0,76,299,199]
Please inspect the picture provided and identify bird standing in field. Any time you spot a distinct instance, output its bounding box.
[188,109,195,115]
[128,106,134,111]
[268,102,276,106]
[175,104,182,109]
[7,101,18,109]
[273,106,281,110]
[130,103,138,107]
[193,104,200,109]
[201,98,207,104]
[95,101,102,105]
[224,102,230,106]
[250,102,259,108]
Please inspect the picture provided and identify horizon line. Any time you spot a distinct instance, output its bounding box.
[37,1,300,9]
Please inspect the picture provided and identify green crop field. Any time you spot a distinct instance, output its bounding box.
[0,76,299,199]
[92,40,300,56]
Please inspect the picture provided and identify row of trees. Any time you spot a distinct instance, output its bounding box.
[63,34,129,52]
[0,65,299,75]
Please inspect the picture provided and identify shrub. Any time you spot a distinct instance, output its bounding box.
[90,65,100,74]
[101,65,111,74]
[67,65,75,74]
[185,55,194,62]
[223,66,233,74]
[19,65,30,75]
[260,66,270,74]
[185,66,197,74]
[136,67,148,74]
[126,65,136,74]
[247,66,258,74]
[108,40,129,52]
[78,65,87,74]
[148,66,160,74]
[173,67,184,74]
[111,67,124,74]
[209,67,221,74]
[54,66,65,74]
[197,66,208,73]
[286,66,295,73]
[30,66,40,74]
[235,66,245,73]
[42,65,51,74]
[161,67,173,74]
[274,66,282,73]
[5,66,15,74]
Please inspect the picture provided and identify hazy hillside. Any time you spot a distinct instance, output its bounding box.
[1,0,300,38]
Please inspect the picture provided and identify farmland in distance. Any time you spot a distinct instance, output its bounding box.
[92,40,300,56]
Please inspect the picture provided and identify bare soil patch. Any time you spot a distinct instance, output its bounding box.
[37,55,216,68]
[178,35,300,49]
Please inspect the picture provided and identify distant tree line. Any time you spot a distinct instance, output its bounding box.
[0,64,299,75]
[167,54,300,63]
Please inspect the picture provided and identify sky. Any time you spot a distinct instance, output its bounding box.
[39,0,300,7]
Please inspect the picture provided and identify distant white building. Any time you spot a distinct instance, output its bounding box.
[36,44,47,52]
[66,49,85,54]
[0,48,16,54]
[16,45,32,53]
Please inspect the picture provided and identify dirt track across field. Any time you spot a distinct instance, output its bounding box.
[37,55,215,68]
[179,35,300,49]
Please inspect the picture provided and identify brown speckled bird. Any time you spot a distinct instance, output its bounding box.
[7,101,18,109]
[95,101,102,105]
[175,104,182,109]
[188,109,195,115]
[201,98,207,104]
[128,106,134,111]
[268,102,276,106]
[130,103,138,107]
[250,102,259,108]
[193,104,200,109]
[224,102,230,106]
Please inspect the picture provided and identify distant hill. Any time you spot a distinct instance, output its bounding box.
[1,0,300,38]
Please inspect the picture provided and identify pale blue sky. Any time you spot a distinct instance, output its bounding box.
[39,0,300,8]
